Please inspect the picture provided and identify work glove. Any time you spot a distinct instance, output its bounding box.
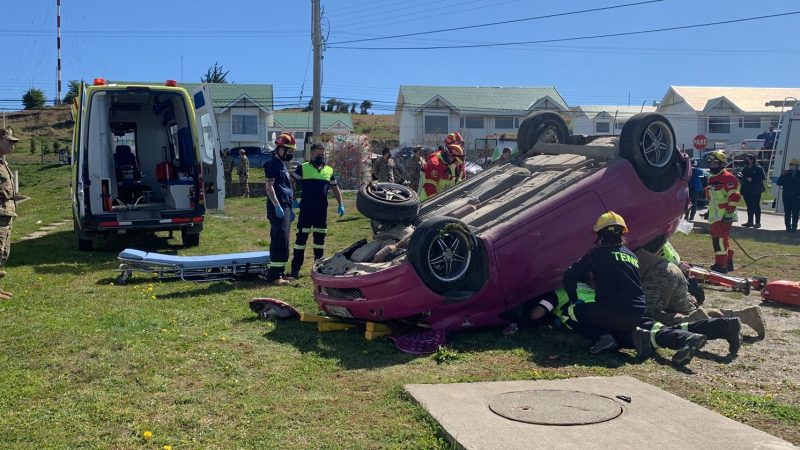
[701,212,709,220]
[291,199,300,209]
[338,204,345,217]
[274,205,285,220]
[722,213,735,223]
[290,208,296,223]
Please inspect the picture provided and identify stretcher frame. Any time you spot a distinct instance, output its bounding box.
[116,248,270,284]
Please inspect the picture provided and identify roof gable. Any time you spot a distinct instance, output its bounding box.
[272,112,353,130]
[398,85,569,113]
[665,86,800,113]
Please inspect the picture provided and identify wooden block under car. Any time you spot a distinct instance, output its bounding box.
[365,330,393,340]
[301,312,344,323]
[366,322,393,332]
[318,322,358,332]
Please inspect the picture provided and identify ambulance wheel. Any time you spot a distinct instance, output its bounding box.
[619,113,678,191]
[517,111,570,154]
[77,237,93,251]
[181,229,200,247]
[357,182,420,223]
[409,216,488,297]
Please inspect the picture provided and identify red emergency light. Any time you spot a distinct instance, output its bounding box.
[93,78,107,86]
[165,80,178,87]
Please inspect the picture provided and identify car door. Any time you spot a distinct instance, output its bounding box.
[192,84,225,213]
[71,81,87,220]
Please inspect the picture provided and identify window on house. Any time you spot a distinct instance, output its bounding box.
[495,116,514,129]
[595,122,610,133]
[232,114,258,135]
[424,115,449,134]
[615,122,625,130]
[740,116,761,129]
[770,117,780,128]
[294,132,304,139]
[461,116,484,129]
[708,116,730,134]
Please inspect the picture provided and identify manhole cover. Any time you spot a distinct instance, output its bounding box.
[488,390,623,426]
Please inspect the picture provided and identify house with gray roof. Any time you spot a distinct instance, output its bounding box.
[571,105,657,136]
[656,86,800,152]
[395,85,568,151]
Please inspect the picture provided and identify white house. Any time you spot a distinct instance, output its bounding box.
[656,86,800,153]
[185,82,274,150]
[271,111,353,158]
[394,85,569,152]
[571,105,657,136]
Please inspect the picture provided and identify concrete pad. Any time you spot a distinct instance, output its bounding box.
[405,376,795,450]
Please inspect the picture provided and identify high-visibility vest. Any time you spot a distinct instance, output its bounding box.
[553,283,596,329]
[705,169,740,223]
[660,241,681,265]
[418,151,465,201]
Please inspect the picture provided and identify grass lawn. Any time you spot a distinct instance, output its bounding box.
[1,158,800,448]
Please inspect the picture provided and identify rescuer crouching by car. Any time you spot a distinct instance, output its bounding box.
[419,143,466,202]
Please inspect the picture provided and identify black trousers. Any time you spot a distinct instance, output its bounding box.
[290,206,328,275]
[265,203,291,281]
[742,191,762,225]
[783,196,800,230]
[685,190,701,220]
[638,317,730,349]
[570,302,643,342]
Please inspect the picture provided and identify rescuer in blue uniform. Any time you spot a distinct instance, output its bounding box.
[289,143,344,279]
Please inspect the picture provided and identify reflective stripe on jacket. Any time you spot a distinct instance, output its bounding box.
[418,151,465,201]
[706,169,740,223]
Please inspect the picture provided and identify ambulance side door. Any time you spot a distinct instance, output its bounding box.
[192,84,225,213]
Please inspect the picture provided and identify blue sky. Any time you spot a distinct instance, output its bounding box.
[2,0,799,113]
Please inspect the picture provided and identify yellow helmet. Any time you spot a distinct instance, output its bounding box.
[593,211,628,234]
[790,159,799,166]
[706,150,727,164]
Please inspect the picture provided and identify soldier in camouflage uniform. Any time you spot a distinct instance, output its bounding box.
[406,145,426,192]
[635,247,766,338]
[238,148,250,198]
[371,147,395,183]
[221,148,233,186]
[0,128,19,300]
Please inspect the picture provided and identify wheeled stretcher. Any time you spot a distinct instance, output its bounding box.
[116,248,270,284]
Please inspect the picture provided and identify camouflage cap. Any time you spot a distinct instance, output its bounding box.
[0,128,19,142]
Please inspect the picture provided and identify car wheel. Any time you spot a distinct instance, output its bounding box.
[408,216,487,296]
[356,182,420,223]
[517,111,570,154]
[181,229,200,247]
[619,113,679,191]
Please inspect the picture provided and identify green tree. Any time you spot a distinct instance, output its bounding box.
[350,103,357,114]
[304,99,314,111]
[201,62,229,83]
[63,80,81,104]
[335,101,349,113]
[325,98,338,112]
[359,100,373,115]
[22,88,47,110]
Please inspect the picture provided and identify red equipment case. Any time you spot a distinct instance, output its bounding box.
[761,280,800,306]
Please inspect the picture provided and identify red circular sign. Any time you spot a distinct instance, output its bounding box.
[693,135,707,150]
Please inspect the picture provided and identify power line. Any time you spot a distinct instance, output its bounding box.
[328,0,664,45]
[328,10,800,50]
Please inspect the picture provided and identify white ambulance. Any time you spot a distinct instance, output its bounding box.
[71,79,224,250]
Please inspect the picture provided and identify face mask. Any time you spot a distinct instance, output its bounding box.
[282,152,294,162]
[314,156,325,165]
[709,166,722,174]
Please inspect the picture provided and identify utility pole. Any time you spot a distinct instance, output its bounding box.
[311,0,322,142]
[56,0,62,105]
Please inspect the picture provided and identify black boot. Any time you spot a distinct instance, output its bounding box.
[726,257,734,273]
[687,277,705,305]
[672,334,707,366]
[652,327,708,366]
[632,327,653,360]
[687,318,742,355]
[709,264,728,274]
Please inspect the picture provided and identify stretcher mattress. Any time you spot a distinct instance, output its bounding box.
[118,248,270,268]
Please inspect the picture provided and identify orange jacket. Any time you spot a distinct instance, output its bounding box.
[705,169,740,223]
[418,151,466,201]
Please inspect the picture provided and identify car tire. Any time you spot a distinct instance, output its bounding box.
[619,113,679,191]
[181,229,200,247]
[356,182,420,223]
[517,111,570,154]
[408,216,487,297]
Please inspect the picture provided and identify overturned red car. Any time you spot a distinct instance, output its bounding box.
[311,112,689,332]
